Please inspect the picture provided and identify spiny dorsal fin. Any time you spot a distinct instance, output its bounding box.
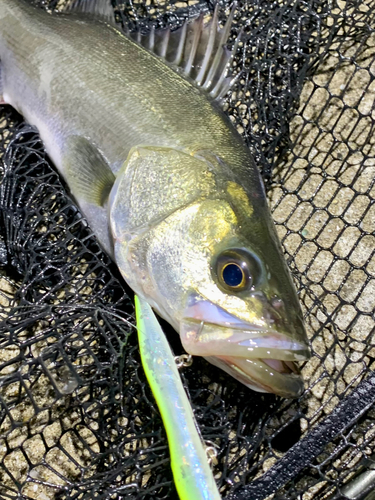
[132,4,242,102]
[62,0,116,25]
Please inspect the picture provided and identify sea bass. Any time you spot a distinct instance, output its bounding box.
[0,0,310,397]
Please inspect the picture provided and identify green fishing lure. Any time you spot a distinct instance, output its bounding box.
[135,294,221,500]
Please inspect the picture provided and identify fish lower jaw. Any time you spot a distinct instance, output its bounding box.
[206,355,305,398]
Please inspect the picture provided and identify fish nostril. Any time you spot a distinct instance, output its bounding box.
[271,297,285,311]
[266,297,287,328]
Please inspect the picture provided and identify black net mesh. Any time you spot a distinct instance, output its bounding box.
[0,0,374,499]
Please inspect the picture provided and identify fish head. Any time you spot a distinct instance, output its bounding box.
[178,196,309,399]
[110,146,310,398]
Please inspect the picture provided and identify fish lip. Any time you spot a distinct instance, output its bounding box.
[180,317,310,362]
[207,355,305,398]
[181,294,310,361]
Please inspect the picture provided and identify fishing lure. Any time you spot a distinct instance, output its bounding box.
[135,294,221,500]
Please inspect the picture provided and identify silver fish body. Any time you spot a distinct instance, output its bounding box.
[0,0,310,397]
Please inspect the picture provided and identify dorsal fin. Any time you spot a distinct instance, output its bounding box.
[132,4,242,102]
[61,0,116,25]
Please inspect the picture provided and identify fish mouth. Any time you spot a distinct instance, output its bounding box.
[180,298,310,398]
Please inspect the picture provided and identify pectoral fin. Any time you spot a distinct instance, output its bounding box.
[62,136,116,256]
[63,135,115,207]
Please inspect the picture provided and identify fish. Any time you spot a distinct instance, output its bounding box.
[0,0,310,398]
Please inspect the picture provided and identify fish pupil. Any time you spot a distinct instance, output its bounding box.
[222,264,243,287]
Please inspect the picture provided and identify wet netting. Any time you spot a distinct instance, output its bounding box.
[0,0,374,498]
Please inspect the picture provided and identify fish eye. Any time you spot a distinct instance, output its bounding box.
[214,249,259,292]
[222,263,245,288]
